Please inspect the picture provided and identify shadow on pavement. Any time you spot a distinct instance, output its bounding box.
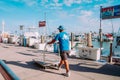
[69,62,120,77]
[5,60,63,76]
[17,52,36,56]
[5,60,40,70]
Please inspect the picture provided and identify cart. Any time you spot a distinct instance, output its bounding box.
[33,43,60,69]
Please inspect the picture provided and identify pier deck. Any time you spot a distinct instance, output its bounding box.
[0,43,120,80]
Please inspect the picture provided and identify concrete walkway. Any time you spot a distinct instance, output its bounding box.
[0,43,120,80]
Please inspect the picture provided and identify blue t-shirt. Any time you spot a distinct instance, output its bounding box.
[55,32,70,52]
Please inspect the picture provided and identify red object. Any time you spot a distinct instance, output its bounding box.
[101,7,113,12]
[105,33,112,38]
[39,21,46,27]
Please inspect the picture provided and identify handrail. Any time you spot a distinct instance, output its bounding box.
[0,60,20,80]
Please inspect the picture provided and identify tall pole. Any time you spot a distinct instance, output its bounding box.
[44,12,46,35]
[71,32,74,49]
[2,20,5,34]
[111,19,114,35]
[44,12,47,41]
[99,6,102,58]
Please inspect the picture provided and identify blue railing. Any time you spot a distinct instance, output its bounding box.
[0,60,20,80]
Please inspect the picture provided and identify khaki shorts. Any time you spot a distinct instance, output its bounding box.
[60,51,70,60]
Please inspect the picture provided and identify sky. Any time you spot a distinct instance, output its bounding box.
[0,0,120,35]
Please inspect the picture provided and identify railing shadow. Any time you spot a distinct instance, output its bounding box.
[5,60,63,76]
[5,60,40,70]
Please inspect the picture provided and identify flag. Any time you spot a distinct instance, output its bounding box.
[39,21,46,27]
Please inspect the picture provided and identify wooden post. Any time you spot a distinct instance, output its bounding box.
[87,33,92,47]
[41,35,44,43]
[71,32,74,49]
[108,43,112,63]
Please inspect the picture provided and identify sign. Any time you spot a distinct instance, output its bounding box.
[114,5,120,17]
[39,21,46,27]
[20,25,24,30]
[101,5,120,19]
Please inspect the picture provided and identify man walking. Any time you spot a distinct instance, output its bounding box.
[47,25,70,77]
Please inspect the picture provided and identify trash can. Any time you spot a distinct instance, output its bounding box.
[54,43,58,53]
[23,37,27,47]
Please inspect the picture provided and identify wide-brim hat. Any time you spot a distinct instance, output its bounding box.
[57,25,65,30]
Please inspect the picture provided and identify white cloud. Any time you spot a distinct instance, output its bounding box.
[15,0,82,8]
[80,10,93,17]
[23,0,37,6]
[39,0,63,10]
[54,3,63,7]
[49,6,62,9]
[40,0,48,6]
[52,0,63,7]
[74,0,82,4]
[63,0,82,7]
[94,4,100,9]
[101,19,120,33]
[57,11,68,18]
[76,10,101,32]
[83,0,92,3]
[51,10,100,33]
[64,0,74,6]
[77,9,120,33]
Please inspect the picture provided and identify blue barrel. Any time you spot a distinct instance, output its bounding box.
[23,37,27,47]
[54,43,58,53]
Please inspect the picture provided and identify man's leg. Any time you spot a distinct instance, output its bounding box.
[64,60,69,73]
[59,51,70,77]
[63,52,70,77]
[58,59,70,72]
[58,60,64,68]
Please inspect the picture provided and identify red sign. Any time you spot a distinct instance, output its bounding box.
[39,21,46,27]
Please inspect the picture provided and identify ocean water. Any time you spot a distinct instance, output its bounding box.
[92,41,111,56]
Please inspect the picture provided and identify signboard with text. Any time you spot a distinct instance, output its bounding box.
[101,5,120,19]
[39,21,46,27]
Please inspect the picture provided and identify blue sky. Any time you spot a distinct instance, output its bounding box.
[0,0,120,34]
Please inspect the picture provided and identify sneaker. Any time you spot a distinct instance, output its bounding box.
[57,66,61,70]
[55,64,61,70]
[63,71,70,77]
[54,65,60,70]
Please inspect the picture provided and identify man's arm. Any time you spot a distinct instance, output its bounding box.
[47,39,56,44]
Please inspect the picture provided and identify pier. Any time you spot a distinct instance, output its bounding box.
[0,43,120,80]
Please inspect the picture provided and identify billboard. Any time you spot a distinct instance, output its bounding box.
[101,5,120,19]
[39,21,46,27]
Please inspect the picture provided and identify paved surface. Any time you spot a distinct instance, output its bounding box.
[0,43,120,80]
